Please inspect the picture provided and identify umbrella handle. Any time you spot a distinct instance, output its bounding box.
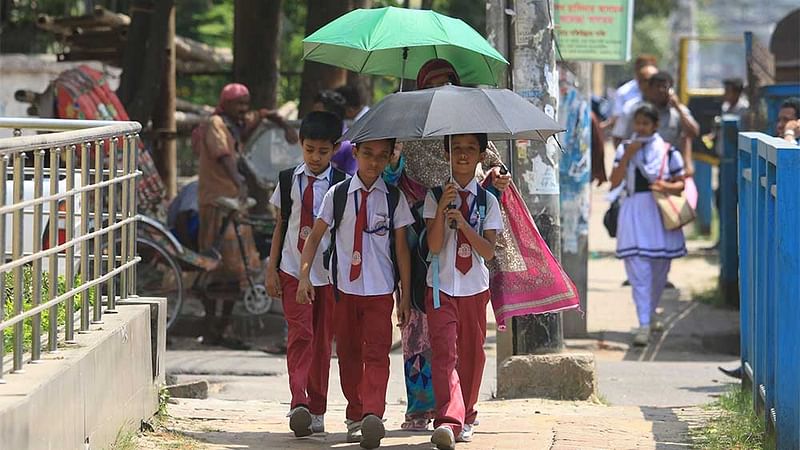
[399,47,409,92]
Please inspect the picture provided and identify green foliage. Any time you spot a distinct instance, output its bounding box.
[2,267,89,354]
[694,385,766,449]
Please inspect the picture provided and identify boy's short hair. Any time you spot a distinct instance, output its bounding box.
[648,71,674,87]
[633,102,660,124]
[300,111,343,144]
[354,138,396,153]
[335,84,364,109]
[443,133,488,153]
[313,90,346,119]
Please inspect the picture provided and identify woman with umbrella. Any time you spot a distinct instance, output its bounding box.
[381,59,510,433]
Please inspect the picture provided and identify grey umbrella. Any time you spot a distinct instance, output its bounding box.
[341,84,564,144]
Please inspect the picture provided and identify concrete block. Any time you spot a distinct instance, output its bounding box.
[497,352,597,400]
[167,380,209,399]
[0,302,166,449]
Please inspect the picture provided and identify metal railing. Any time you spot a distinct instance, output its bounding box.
[0,118,141,383]
[738,132,800,447]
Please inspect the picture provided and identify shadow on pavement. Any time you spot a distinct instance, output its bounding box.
[180,430,434,449]
[640,406,694,449]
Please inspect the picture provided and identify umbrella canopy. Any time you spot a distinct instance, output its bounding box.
[303,6,508,86]
[341,85,564,144]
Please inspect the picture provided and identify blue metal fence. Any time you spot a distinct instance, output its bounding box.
[738,132,800,448]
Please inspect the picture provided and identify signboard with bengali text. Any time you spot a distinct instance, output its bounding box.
[553,0,633,62]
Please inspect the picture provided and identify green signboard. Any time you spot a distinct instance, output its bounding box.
[553,0,633,62]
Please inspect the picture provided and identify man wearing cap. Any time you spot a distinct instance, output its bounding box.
[196,83,298,348]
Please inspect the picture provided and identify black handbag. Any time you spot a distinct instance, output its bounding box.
[603,198,621,238]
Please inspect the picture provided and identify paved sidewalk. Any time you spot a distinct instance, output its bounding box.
[137,185,738,449]
[138,397,712,449]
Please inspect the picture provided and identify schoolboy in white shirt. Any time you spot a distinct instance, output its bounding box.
[266,111,347,438]
[424,133,503,450]
[297,137,414,449]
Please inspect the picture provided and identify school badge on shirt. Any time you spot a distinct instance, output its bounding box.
[458,243,473,258]
[352,250,362,266]
[300,226,312,240]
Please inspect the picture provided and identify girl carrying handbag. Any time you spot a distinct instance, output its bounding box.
[653,145,696,230]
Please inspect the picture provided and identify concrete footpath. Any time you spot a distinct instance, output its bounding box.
[136,187,739,449]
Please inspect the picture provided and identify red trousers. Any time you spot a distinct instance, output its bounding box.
[334,291,394,421]
[425,288,490,435]
[280,272,335,414]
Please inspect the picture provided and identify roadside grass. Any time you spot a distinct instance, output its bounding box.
[2,267,92,353]
[693,385,766,449]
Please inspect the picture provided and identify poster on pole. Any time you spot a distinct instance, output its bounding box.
[553,0,633,62]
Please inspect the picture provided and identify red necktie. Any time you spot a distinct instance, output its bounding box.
[297,175,316,253]
[455,191,473,274]
[350,189,370,281]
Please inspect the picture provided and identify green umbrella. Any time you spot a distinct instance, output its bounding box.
[302,6,508,88]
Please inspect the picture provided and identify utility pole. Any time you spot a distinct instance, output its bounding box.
[506,0,564,354]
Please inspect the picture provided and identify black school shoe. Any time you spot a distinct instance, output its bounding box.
[359,414,385,449]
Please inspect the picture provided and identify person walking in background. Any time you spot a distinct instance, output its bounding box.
[605,55,659,136]
[266,111,348,438]
[613,71,699,177]
[609,103,688,347]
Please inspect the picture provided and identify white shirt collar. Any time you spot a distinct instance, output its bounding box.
[295,163,332,181]
[349,173,388,194]
[456,178,479,196]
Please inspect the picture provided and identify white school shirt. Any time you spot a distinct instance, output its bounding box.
[269,164,341,286]
[317,175,414,296]
[612,79,641,118]
[422,179,503,297]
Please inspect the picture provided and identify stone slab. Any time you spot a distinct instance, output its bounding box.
[497,352,597,400]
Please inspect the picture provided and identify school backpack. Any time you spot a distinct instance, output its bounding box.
[408,185,488,312]
[326,178,400,300]
[274,165,347,266]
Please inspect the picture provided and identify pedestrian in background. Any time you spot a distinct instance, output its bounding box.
[610,103,687,346]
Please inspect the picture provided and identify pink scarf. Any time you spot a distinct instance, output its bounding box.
[482,178,580,329]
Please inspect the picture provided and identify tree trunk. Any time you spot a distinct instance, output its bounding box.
[150,6,177,199]
[298,0,351,116]
[234,0,282,109]
[117,0,175,125]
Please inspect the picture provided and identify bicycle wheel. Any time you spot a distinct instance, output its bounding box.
[133,236,184,331]
[76,235,184,331]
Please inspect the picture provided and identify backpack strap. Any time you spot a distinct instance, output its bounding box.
[327,178,352,301]
[330,167,347,185]
[430,187,444,310]
[386,184,401,290]
[476,185,487,235]
[275,166,298,267]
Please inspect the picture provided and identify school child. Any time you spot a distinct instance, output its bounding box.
[297,138,414,449]
[609,103,687,346]
[266,111,348,437]
[424,133,503,450]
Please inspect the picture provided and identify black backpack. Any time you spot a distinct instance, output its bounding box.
[275,165,347,266]
[408,185,488,312]
[326,178,401,300]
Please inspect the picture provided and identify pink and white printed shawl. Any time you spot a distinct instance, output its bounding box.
[482,177,580,329]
